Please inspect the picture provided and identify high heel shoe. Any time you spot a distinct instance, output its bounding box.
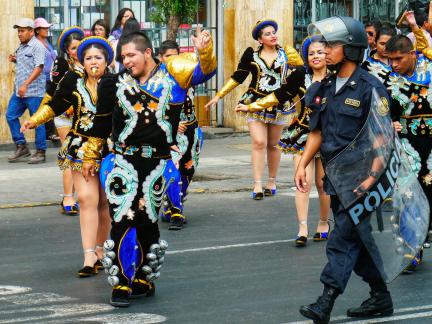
[77,249,98,278]
[313,220,330,242]
[295,220,308,247]
[60,194,78,216]
[252,180,264,200]
[264,177,277,196]
[94,245,104,270]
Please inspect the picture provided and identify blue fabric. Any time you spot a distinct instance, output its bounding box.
[118,227,137,284]
[165,163,182,211]
[6,93,46,150]
[99,152,115,189]
[320,196,383,293]
[252,20,278,40]
[191,63,217,88]
[77,36,114,65]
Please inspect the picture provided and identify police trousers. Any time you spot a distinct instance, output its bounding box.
[320,195,384,293]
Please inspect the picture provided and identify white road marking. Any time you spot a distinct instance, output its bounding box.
[167,239,296,255]
[0,286,31,295]
[0,286,167,323]
[73,313,167,323]
[284,304,432,323]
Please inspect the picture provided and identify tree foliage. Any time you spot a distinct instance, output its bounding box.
[150,0,199,40]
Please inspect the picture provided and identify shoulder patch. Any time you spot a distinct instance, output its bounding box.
[377,97,389,116]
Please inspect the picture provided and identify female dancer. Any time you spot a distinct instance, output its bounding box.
[361,26,395,82]
[277,38,330,247]
[40,26,84,214]
[22,36,114,278]
[205,19,304,199]
[92,19,110,39]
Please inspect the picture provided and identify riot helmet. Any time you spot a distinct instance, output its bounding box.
[308,16,368,62]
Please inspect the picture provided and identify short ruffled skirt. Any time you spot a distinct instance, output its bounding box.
[57,133,105,172]
[239,90,296,125]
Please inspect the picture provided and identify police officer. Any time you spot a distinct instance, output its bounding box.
[295,17,394,323]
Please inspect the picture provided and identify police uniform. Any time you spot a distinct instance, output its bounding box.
[308,66,391,293]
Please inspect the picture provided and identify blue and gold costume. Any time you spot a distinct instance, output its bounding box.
[100,42,216,297]
[361,52,392,83]
[161,87,204,227]
[216,45,304,124]
[385,53,432,238]
[29,69,113,171]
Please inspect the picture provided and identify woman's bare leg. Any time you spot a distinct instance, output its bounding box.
[248,121,268,193]
[96,183,111,260]
[266,124,284,191]
[57,127,75,206]
[294,154,314,237]
[72,170,100,267]
[315,157,330,233]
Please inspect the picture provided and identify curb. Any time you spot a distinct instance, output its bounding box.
[0,184,294,209]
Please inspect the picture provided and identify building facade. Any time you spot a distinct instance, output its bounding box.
[0,1,411,144]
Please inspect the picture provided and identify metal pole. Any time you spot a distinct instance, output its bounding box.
[216,0,224,126]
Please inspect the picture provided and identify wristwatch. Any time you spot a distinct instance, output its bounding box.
[368,170,379,178]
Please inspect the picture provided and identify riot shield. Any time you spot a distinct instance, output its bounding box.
[324,88,429,283]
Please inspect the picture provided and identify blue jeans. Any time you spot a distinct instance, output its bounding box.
[6,93,47,150]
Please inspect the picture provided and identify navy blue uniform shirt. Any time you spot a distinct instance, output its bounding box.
[308,66,390,194]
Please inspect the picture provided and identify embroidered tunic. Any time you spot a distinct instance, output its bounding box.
[386,54,432,191]
[361,54,392,83]
[216,46,304,124]
[30,71,114,171]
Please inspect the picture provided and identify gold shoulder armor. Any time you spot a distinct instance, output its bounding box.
[284,45,304,66]
[166,55,198,89]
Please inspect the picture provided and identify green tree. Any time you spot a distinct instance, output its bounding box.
[150,0,199,41]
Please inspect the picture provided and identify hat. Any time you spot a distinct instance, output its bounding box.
[58,26,84,51]
[77,36,114,65]
[34,17,52,29]
[252,19,278,40]
[13,18,34,29]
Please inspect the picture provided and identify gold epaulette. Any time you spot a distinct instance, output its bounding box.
[216,78,239,98]
[29,105,55,127]
[284,45,304,66]
[248,93,279,112]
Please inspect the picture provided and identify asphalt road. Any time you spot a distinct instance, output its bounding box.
[1,191,432,324]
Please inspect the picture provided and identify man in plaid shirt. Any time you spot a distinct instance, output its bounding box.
[6,18,47,163]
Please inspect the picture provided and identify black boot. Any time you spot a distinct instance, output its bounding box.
[110,285,131,307]
[299,285,339,324]
[347,281,393,318]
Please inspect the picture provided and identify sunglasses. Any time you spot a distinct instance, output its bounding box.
[367,31,375,37]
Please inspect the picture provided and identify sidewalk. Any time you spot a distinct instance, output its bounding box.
[0,135,296,207]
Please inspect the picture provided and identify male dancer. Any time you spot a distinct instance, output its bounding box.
[100,29,216,307]
[158,40,204,230]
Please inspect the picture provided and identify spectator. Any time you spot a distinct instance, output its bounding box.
[34,17,59,142]
[109,7,134,42]
[363,21,381,61]
[406,11,432,47]
[7,18,47,164]
[91,19,110,39]
[115,17,141,69]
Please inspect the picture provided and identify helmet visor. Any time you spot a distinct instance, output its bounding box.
[307,17,351,45]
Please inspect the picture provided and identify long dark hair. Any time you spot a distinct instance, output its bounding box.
[91,19,110,38]
[112,8,135,32]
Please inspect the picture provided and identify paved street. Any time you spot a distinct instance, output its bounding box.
[1,136,432,323]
